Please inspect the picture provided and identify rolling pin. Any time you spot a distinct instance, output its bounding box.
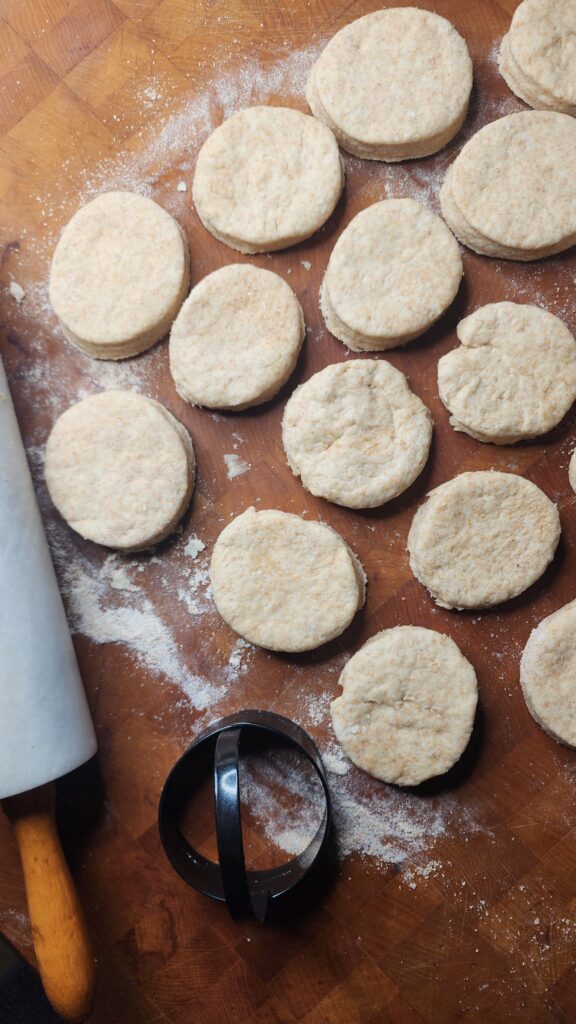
[0,354,97,1022]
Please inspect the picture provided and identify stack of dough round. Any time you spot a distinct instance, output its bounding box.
[192,106,344,253]
[320,199,463,351]
[440,111,576,260]
[169,264,305,411]
[282,359,432,508]
[499,0,576,116]
[210,507,366,652]
[407,471,560,609]
[331,626,478,786]
[49,191,190,359]
[45,391,195,551]
[438,303,576,444]
[306,8,472,161]
[520,600,576,747]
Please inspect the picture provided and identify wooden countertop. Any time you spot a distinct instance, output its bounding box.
[2,0,576,1020]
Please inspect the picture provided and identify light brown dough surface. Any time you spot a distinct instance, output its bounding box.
[408,471,560,609]
[210,507,365,652]
[192,106,343,253]
[282,359,432,508]
[49,191,189,359]
[306,8,472,160]
[438,303,576,443]
[321,199,462,351]
[521,600,576,747]
[331,626,478,785]
[169,265,304,410]
[45,391,195,550]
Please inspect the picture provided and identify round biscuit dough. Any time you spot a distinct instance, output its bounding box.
[438,303,576,444]
[192,106,343,253]
[306,8,472,161]
[49,192,190,359]
[45,391,195,551]
[320,199,463,351]
[442,112,576,259]
[331,626,478,786]
[169,264,305,410]
[282,359,433,508]
[407,471,560,610]
[505,0,576,116]
[521,600,576,747]
[210,507,366,652]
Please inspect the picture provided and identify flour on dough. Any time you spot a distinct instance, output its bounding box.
[282,359,432,508]
[331,626,478,785]
[407,471,560,609]
[210,507,365,652]
[45,391,195,550]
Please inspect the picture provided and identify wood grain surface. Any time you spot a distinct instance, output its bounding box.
[2,1,576,1021]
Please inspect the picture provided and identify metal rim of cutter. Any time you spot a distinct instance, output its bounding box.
[158,709,332,922]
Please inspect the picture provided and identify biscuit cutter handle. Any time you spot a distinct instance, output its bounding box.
[3,783,95,1024]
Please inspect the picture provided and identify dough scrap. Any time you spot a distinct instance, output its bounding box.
[169,264,305,410]
[192,106,343,253]
[321,198,462,351]
[521,600,576,747]
[49,191,189,359]
[438,303,576,443]
[407,471,560,609]
[210,507,365,652]
[499,0,576,116]
[282,359,432,508]
[45,391,195,550]
[306,8,472,161]
[440,112,576,260]
[331,626,478,785]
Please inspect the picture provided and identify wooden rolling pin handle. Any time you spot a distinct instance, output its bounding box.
[3,782,96,1023]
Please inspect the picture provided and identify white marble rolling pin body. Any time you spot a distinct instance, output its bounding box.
[0,356,96,800]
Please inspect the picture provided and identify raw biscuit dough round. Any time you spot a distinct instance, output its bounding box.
[440,112,576,260]
[438,303,576,444]
[282,359,432,508]
[306,8,472,161]
[210,507,366,652]
[192,106,344,253]
[45,391,195,550]
[49,191,190,359]
[331,626,478,785]
[169,264,305,410]
[407,471,560,609]
[521,600,576,747]
[499,0,576,116]
[320,199,463,351]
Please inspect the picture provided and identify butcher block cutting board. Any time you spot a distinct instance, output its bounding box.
[2,0,576,1021]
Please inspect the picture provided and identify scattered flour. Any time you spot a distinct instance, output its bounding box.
[183,534,206,559]
[8,281,25,304]
[177,181,187,192]
[224,452,250,479]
